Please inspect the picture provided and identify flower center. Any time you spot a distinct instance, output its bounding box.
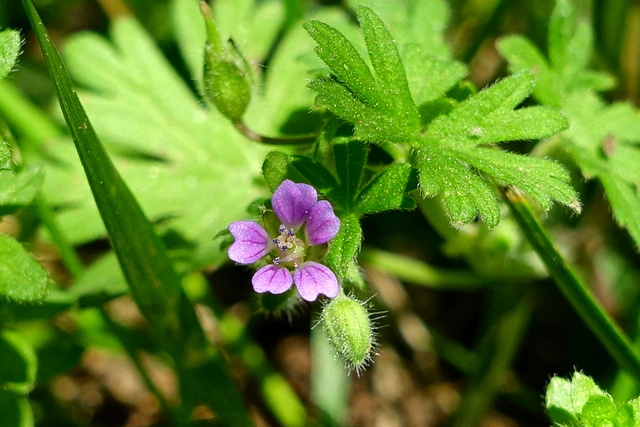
[272,224,306,267]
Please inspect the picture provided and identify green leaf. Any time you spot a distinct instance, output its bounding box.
[344,0,452,59]
[0,234,50,303]
[334,139,368,209]
[304,6,421,142]
[405,55,467,108]
[427,73,540,142]
[545,372,640,426]
[0,165,44,216]
[326,214,362,279]
[22,0,251,423]
[262,151,338,196]
[43,16,267,268]
[357,5,421,130]
[3,288,75,321]
[546,372,606,422]
[414,72,577,227]
[581,395,618,423]
[343,0,465,110]
[0,390,33,427]
[496,35,560,107]
[0,29,21,80]
[416,147,501,227]
[354,163,416,214]
[449,147,578,211]
[0,330,37,393]
[599,172,640,253]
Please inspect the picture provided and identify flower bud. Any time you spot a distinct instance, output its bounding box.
[200,3,252,122]
[321,294,375,373]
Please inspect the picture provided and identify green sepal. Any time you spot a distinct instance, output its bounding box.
[262,151,338,196]
[326,214,362,279]
[255,288,300,315]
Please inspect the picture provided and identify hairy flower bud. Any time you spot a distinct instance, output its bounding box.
[321,294,375,373]
[200,3,252,122]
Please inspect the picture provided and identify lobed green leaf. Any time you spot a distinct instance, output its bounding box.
[304,19,380,107]
[449,147,579,212]
[416,146,500,227]
[305,7,421,143]
[357,5,421,132]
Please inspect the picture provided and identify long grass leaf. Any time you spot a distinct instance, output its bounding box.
[21,0,251,423]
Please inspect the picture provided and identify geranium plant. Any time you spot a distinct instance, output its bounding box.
[1,0,640,425]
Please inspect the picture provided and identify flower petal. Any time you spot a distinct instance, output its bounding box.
[272,180,317,229]
[293,261,339,302]
[305,200,340,245]
[252,265,293,294]
[228,221,271,264]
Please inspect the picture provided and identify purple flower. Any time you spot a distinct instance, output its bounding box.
[228,180,341,301]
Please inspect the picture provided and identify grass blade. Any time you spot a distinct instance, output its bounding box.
[21,0,251,423]
[505,189,640,379]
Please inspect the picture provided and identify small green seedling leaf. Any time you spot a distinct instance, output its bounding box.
[0,234,50,303]
[0,29,21,80]
[545,371,640,426]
